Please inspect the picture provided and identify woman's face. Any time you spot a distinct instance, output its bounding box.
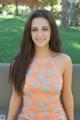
[31,17,51,48]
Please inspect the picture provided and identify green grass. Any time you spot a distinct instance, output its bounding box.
[0,15,26,63]
[0,15,80,64]
[59,27,80,64]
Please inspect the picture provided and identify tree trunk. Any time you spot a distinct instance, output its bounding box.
[15,0,19,16]
[77,1,80,25]
[2,4,6,8]
[69,0,76,26]
[61,0,68,28]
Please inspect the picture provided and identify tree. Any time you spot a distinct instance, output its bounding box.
[77,0,80,24]
[61,0,68,28]
[42,0,58,6]
[15,0,19,16]
[42,0,58,11]
[69,0,76,26]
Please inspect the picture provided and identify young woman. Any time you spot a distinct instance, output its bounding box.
[7,9,74,120]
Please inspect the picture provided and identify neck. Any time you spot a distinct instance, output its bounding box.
[35,46,52,58]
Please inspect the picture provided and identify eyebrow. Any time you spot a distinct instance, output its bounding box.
[31,26,49,28]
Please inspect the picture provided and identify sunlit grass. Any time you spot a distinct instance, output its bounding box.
[72,43,80,49]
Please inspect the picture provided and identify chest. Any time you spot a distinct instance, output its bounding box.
[23,59,63,95]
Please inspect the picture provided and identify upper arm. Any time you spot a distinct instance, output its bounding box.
[9,85,23,109]
[7,85,22,120]
[11,85,22,103]
[62,55,73,97]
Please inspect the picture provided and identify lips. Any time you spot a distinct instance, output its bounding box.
[36,39,45,42]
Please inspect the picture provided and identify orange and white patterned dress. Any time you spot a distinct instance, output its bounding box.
[18,56,67,120]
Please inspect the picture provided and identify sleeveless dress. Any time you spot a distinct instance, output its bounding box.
[18,56,67,120]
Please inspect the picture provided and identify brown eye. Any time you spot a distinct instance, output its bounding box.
[42,28,49,31]
[31,28,38,32]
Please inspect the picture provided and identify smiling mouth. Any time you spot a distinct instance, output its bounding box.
[36,39,45,42]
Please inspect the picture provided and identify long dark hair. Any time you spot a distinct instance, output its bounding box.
[9,9,62,96]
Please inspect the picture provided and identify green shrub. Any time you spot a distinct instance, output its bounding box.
[6,4,16,14]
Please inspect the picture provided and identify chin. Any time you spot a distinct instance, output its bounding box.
[35,42,49,48]
[36,44,48,48]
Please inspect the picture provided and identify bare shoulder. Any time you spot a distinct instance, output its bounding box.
[59,53,72,62]
[53,52,72,63]
[59,53,73,70]
[51,52,72,74]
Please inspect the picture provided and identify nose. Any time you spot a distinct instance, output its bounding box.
[37,31,43,37]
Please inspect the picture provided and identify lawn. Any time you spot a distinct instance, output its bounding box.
[59,27,80,64]
[0,15,80,64]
